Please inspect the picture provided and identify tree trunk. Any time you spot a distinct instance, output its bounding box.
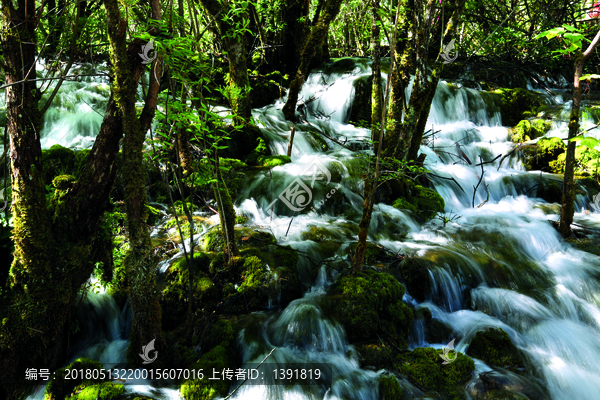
[282,0,345,121]
[351,1,384,272]
[199,0,251,122]
[213,156,239,265]
[0,3,130,396]
[104,0,165,364]
[559,29,600,237]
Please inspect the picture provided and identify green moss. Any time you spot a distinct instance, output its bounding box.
[45,358,105,400]
[245,136,270,166]
[392,197,417,213]
[69,382,125,400]
[535,179,562,203]
[356,344,395,370]
[204,319,235,350]
[180,345,231,400]
[411,186,445,220]
[551,145,600,176]
[511,119,553,144]
[52,174,76,190]
[522,137,565,172]
[257,155,291,167]
[397,347,474,400]
[305,130,329,151]
[378,374,402,400]
[466,327,524,369]
[328,270,413,348]
[492,88,544,127]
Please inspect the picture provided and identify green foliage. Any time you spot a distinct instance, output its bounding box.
[69,382,125,400]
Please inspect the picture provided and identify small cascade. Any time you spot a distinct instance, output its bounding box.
[27,57,600,400]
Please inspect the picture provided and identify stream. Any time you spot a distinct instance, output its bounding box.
[24,58,600,400]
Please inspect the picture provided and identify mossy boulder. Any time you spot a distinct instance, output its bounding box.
[245,136,271,166]
[412,186,445,220]
[394,257,433,302]
[42,144,76,183]
[492,88,544,127]
[45,358,106,400]
[219,125,269,164]
[347,241,388,266]
[392,197,418,214]
[356,343,395,370]
[67,382,125,400]
[257,155,291,167]
[397,347,474,400]
[534,179,562,203]
[378,374,402,400]
[510,119,552,143]
[468,368,549,400]
[415,307,453,344]
[521,136,565,172]
[466,327,525,370]
[180,345,232,400]
[327,270,413,348]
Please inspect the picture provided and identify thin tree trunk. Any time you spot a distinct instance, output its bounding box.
[560,29,600,237]
[351,0,384,272]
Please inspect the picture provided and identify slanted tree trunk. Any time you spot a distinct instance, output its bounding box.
[351,0,384,272]
[104,0,165,364]
[213,155,239,265]
[282,0,344,121]
[199,0,251,122]
[560,29,600,237]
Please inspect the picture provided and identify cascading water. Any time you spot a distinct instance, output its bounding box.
[25,57,600,400]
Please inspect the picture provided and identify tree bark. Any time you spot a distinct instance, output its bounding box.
[282,0,345,121]
[351,0,384,272]
[560,28,600,237]
[104,0,165,364]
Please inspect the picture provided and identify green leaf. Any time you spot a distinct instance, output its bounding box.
[579,74,600,81]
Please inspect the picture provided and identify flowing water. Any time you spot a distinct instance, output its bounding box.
[25,58,600,399]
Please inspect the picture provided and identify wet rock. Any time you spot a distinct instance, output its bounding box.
[397,346,474,400]
[326,270,413,348]
[378,373,403,400]
[521,137,565,172]
[491,88,544,127]
[468,368,549,400]
[249,71,287,108]
[415,307,453,344]
[534,179,562,203]
[510,119,552,143]
[356,343,395,370]
[393,257,433,302]
[466,328,525,370]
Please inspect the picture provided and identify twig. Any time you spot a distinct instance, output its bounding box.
[472,155,485,208]
[223,348,276,400]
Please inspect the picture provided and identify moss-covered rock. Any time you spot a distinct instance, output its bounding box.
[378,373,402,400]
[397,347,474,400]
[415,307,453,344]
[45,358,106,400]
[257,155,291,167]
[392,197,418,214]
[510,119,552,143]
[412,186,445,220]
[492,88,544,127]
[522,136,565,172]
[551,144,600,176]
[68,382,125,400]
[466,327,525,370]
[327,270,413,348]
[534,179,562,203]
[245,135,271,166]
[394,257,433,302]
[180,345,231,400]
[356,343,395,370]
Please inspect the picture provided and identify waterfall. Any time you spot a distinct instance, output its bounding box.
[27,57,600,400]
